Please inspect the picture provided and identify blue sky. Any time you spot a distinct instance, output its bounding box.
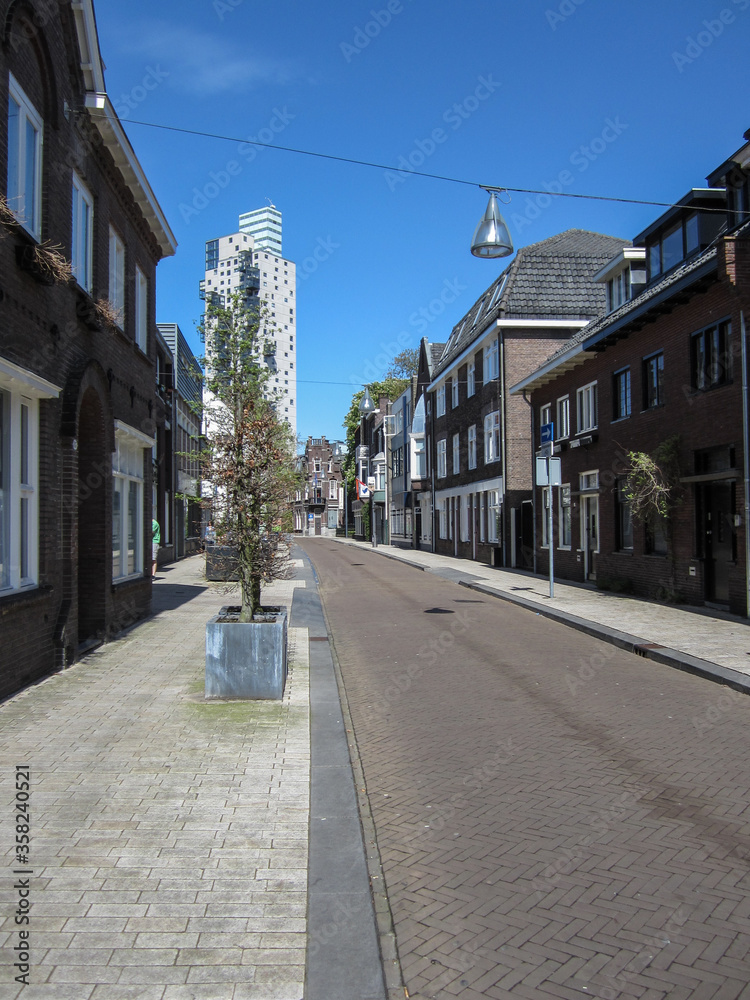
[94,0,749,444]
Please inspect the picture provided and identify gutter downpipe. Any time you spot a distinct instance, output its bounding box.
[522,389,538,575]
[742,310,750,618]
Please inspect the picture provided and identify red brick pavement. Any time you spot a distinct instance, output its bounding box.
[300,539,750,1000]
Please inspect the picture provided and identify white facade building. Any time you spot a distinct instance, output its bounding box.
[200,210,296,435]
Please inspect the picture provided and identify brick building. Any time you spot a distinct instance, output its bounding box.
[293,436,346,535]
[0,0,176,697]
[423,230,626,568]
[157,323,203,560]
[512,133,750,615]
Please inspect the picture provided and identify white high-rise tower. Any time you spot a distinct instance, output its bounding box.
[200,207,296,435]
[239,205,282,255]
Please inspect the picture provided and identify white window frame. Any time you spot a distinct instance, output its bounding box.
[0,390,39,592]
[556,396,570,440]
[580,470,599,492]
[468,425,477,470]
[479,492,486,543]
[467,361,475,398]
[452,433,460,475]
[71,172,94,292]
[328,479,338,500]
[484,410,500,464]
[558,484,572,549]
[576,381,598,433]
[7,74,43,240]
[437,438,447,479]
[109,227,125,327]
[135,266,148,352]
[484,338,499,382]
[540,403,552,443]
[488,490,500,543]
[436,384,446,417]
[438,498,447,539]
[451,376,459,409]
[112,422,149,582]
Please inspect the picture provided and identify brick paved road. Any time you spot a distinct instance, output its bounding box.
[301,539,750,1000]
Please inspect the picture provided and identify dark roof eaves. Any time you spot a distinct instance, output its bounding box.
[581,250,719,352]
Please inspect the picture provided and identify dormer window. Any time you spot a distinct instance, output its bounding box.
[595,247,646,314]
[647,213,700,281]
[606,269,630,313]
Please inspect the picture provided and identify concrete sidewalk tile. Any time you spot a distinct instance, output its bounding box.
[115,967,189,985]
[49,965,121,984]
[39,947,114,966]
[184,965,258,983]
[174,947,243,965]
[163,986,235,999]
[90,986,166,999]
[8,986,96,999]
[0,555,313,997]
[233,988,304,1000]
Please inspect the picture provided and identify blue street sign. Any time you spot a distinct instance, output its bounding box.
[540,422,554,445]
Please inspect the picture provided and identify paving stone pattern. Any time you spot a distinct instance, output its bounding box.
[302,538,750,1000]
[0,556,309,1000]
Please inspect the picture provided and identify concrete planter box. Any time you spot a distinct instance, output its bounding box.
[205,544,239,581]
[205,606,287,700]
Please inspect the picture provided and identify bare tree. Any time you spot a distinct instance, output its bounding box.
[199,291,298,620]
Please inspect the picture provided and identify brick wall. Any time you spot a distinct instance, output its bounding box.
[528,248,749,615]
[0,1,165,698]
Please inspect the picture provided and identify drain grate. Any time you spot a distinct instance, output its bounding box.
[633,642,665,656]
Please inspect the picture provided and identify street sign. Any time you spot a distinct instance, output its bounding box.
[540,422,554,445]
[536,456,561,485]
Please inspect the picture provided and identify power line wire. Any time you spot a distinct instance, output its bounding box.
[96,114,736,216]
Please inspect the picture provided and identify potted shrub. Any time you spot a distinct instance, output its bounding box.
[198,291,298,699]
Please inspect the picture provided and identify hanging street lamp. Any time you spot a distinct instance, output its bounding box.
[471,187,514,258]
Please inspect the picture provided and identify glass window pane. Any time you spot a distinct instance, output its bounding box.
[112,480,122,578]
[20,496,29,579]
[661,224,683,272]
[128,480,138,575]
[685,213,699,254]
[24,116,37,228]
[7,95,20,212]
[20,403,29,484]
[647,242,661,280]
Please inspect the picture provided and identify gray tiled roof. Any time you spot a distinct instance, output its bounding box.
[429,343,446,372]
[433,229,627,378]
[542,244,720,370]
